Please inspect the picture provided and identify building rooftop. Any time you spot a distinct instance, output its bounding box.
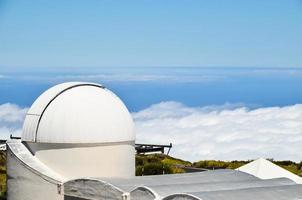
[7,139,302,200]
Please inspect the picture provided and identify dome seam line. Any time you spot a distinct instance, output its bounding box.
[34,83,105,142]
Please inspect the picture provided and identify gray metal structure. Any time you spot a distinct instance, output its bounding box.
[135,143,172,155]
[7,140,302,200]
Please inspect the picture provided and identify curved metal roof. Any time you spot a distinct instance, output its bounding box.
[6,140,65,183]
[22,82,135,143]
[63,171,301,200]
[7,140,302,200]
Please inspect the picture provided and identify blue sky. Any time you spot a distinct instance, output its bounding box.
[0,0,301,110]
[0,0,302,68]
[0,1,302,160]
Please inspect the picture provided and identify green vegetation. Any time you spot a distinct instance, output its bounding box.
[0,151,6,199]
[136,154,302,177]
[193,160,251,170]
[136,154,191,175]
[193,159,302,176]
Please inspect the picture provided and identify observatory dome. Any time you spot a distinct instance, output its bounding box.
[22,82,135,144]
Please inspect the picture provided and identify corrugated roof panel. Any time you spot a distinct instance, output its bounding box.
[22,82,103,142]
[22,114,40,142]
[190,184,302,200]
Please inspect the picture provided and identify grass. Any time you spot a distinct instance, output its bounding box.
[0,151,6,199]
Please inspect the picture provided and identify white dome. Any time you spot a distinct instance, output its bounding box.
[22,82,135,143]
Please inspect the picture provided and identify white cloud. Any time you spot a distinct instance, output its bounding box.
[12,74,224,83]
[1,101,302,162]
[0,103,28,139]
[133,102,302,162]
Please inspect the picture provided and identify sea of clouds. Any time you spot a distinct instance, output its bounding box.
[1,102,302,162]
[133,102,302,162]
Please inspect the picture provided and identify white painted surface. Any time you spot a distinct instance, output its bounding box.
[7,140,64,200]
[237,158,302,184]
[7,140,302,200]
[27,82,90,115]
[22,82,135,143]
[22,82,90,142]
[20,82,136,179]
[29,142,135,179]
[7,140,65,182]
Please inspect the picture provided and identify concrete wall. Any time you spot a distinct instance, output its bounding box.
[7,148,63,200]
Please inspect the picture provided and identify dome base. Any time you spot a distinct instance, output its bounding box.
[25,142,135,179]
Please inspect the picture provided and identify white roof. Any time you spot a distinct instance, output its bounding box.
[237,158,302,184]
[7,140,65,183]
[22,82,134,143]
[0,144,6,151]
[7,140,302,200]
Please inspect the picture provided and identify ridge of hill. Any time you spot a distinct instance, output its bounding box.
[136,154,302,177]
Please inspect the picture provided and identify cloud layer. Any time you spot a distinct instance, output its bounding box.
[6,73,224,83]
[133,102,302,162]
[0,103,27,139]
[0,102,302,162]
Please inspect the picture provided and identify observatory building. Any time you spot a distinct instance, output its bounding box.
[6,82,302,200]
[21,82,135,179]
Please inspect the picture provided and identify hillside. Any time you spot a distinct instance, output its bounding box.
[136,154,302,177]
[136,154,192,175]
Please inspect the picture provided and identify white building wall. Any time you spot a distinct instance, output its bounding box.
[27,142,135,180]
[7,148,63,200]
